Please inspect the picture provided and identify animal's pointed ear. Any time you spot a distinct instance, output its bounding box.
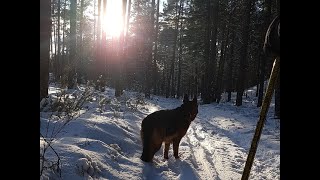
[183,94,189,103]
[193,96,197,103]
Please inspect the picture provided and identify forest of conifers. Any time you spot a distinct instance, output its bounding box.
[40,0,280,111]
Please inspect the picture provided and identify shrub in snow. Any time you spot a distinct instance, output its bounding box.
[40,86,94,179]
[98,95,111,112]
[125,93,147,111]
[40,139,61,179]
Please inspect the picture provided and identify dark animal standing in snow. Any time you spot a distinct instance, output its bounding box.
[140,94,198,162]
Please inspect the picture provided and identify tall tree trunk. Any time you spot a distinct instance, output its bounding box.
[202,0,212,104]
[216,26,229,103]
[195,62,199,97]
[68,0,77,89]
[61,0,67,75]
[152,0,160,95]
[95,0,102,85]
[50,26,52,64]
[255,54,261,97]
[101,0,107,88]
[177,0,184,99]
[56,0,61,82]
[144,0,155,98]
[40,0,51,101]
[125,0,131,44]
[161,68,165,96]
[51,21,55,71]
[202,0,219,103]
[169,55,175,97]
[235,0,252,106]
[257,0,271,107]
[122,0,131,89]
[209,0,219,102]
[169,0,180,98]
[121,0,128,93]
[52,1,57,81]
[93,0,96,44]
[226,31,235,102]
[97,0,101,50]
[77,0,84,84]
[257,54,267,107]
[166,57,171,98]
[224,1,237,102]
[51,1,58,81]
[115,0,128,96]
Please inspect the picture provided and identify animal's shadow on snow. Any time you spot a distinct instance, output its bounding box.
[141,158,200,180]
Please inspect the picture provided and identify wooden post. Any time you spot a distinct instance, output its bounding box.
[241,57,280,180]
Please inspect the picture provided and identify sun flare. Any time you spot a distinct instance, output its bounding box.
[101,0,124,38]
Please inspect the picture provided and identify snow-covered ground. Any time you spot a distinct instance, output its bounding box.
[40,85,280,180]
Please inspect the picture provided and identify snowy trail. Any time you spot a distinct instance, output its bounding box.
[144,99,279,180]
[41,88,279,180]
[160,106,248,180]
[185,107,248,180]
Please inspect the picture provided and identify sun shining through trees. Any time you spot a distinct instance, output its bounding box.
[102,0,124,38]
